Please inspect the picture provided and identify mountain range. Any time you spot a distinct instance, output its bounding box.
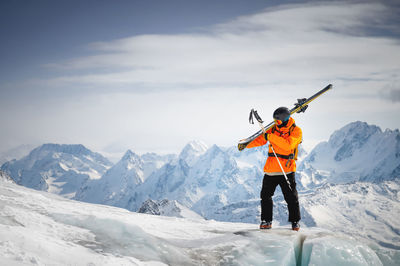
[2,122,399,214]
[1,121,399,264]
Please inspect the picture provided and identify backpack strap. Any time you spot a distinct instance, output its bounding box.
[288,123,296,135]
[288,123,303,160]
[271,125,276,134]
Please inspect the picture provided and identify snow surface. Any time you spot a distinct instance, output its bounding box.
[0,179,383,266]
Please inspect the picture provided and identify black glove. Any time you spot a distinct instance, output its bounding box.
[264,133,269,141]
[238,143,247,151]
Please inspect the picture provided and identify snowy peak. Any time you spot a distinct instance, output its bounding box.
[181,140,208,153]
[26,143,112,167]
[121,149,140,162]
[179,140,208,166]
[119,150,144,174]
[329,121,382,161]
[33,143,90,155]
[329,121,381,145]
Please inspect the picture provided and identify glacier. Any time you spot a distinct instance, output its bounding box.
[0,178,383,265]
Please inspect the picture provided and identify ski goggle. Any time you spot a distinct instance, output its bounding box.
[274,115,290,125]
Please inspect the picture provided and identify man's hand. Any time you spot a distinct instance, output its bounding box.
[238,143,247,151]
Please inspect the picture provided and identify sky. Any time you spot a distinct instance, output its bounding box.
[1,0,400,159]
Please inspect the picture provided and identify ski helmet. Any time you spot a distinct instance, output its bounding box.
[273,107,290,125]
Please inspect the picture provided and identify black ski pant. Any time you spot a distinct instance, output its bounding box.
[260,172,301,222]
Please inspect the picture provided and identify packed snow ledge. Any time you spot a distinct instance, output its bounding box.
[0,179,383,266]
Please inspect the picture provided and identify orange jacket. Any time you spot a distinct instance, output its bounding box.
[246,117,302,174]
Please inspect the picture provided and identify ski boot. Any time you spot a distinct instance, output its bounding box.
[292,221,300,231]
[260,220,272,229]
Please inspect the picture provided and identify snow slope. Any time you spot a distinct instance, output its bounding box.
[0,179,383,266]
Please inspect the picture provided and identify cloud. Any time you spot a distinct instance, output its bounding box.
[388,89,400,102]
[29,0,398,97]
[381,83,400,102]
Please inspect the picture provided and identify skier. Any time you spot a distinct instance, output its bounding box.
[246,107,302,231]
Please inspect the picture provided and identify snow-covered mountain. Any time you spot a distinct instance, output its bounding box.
[297,121,400,189]
[75,150,144,206]
[99,141,305,223]
[138,199,204,220]
[0,144,113,198]
[75,149,174,207]
[0,178,385,265]
[141,152,176,178]
[178,140,208,166]
[127,143,260,218]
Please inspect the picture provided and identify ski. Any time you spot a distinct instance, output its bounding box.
[238,84,333,151]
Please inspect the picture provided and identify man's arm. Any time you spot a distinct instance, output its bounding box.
[246,128,273,148]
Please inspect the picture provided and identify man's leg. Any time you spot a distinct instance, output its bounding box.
[279,173,301,223]
[260,174,279,222]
